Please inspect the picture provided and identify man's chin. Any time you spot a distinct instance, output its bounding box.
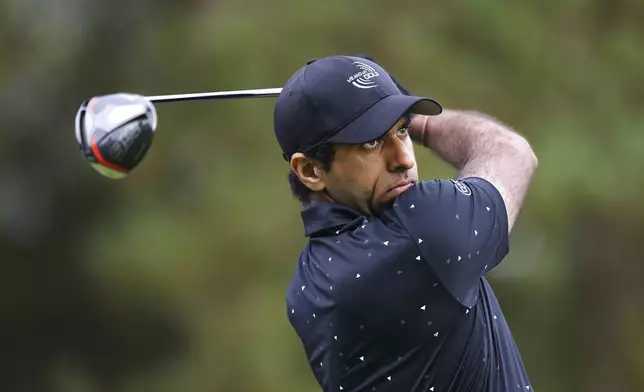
[379,184,412,206]
[369,198,393,216]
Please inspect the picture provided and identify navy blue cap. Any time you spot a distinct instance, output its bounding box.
[273,55,442,160]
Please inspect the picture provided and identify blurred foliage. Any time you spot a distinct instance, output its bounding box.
[0,0,643,391]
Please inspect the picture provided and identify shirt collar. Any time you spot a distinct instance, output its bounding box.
[301,202,366,237]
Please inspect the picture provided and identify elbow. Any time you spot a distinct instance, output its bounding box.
[530,150,539,171]
[515,135,538,172]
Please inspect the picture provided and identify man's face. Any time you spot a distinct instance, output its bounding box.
[320,116,418,216]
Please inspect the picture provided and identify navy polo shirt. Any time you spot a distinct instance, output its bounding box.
[286,177,533,392]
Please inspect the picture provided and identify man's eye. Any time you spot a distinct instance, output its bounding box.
[397,127,409,137]
[362,139,381,149]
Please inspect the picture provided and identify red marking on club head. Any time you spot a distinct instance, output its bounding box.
[91,139,128,173]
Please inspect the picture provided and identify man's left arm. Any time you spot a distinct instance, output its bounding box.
[410,110,538,233]
[382,178,509,308]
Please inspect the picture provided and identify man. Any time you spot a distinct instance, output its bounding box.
[273,55,538,392]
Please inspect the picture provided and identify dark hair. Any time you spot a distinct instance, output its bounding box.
[288,143,336,204]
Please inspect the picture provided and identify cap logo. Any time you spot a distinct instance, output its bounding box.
[346,61,379,89]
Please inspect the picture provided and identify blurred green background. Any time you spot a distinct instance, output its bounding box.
[1,0,643,391]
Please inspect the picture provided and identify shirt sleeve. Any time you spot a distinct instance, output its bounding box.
[382,177,510,308]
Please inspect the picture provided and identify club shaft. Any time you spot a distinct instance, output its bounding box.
[145,88,283,103]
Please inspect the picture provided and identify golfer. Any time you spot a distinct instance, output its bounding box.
[273,55,538,392]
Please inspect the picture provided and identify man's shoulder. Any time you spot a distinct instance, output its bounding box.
[309,216,417,260]
[389,177,500,206]
[380,177,506,240]
[282,221,420,305]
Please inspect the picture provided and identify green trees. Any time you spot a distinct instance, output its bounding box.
[0,1,642,391]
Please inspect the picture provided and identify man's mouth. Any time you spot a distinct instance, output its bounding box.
[387,181,415,198]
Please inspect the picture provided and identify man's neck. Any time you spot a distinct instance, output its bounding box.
[307,191,335,205]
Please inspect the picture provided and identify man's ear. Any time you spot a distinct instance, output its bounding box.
[290,153,326,192]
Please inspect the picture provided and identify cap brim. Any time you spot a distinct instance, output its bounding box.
[325,94,442,145]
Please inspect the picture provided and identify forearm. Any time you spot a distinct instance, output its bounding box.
[410,109,538,231]
[411,110,524,168]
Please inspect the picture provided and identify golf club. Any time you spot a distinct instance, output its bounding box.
[74,88,283,179]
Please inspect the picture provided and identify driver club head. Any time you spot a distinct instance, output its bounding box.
[75,93,157,179]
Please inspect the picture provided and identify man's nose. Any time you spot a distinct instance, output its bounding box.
[387,137,414,173]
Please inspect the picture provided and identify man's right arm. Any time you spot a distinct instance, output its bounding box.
[411,110,538,233]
